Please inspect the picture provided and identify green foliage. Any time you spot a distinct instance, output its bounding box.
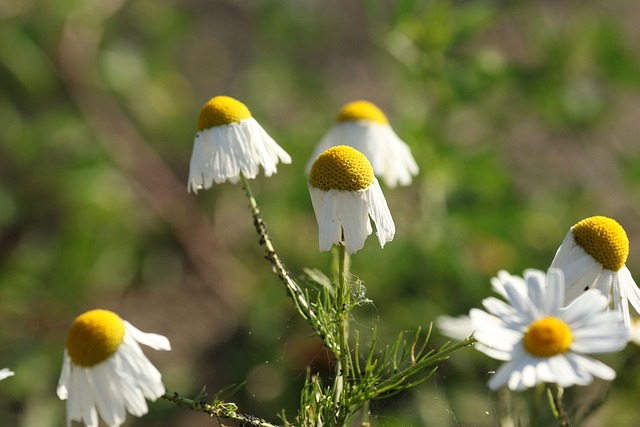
[2,0,640,426]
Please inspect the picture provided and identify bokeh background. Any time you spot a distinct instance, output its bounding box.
[3,0,640,425]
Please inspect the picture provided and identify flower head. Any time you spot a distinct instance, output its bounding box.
[188,96,292,191]
[308,145,395,254]
[57,309,171,427]
[470,269,628,391]
[306,100,418,188]
[550,215,640,327]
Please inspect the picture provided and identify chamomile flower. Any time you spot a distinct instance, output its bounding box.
[188,96,292,191]
[470,269,628,391]
[306,100,418,188]
[550,215,640,327]
[0,368,14,381]
[57,309,171,427]
[308,145,395,254]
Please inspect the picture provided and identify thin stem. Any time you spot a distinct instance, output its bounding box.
[361,400,371,427]
[547,383,571,427]
[162,390,281,427]
[239,174,319,328]
[333,244,351,414]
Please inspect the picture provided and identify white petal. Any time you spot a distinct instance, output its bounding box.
[57,351,71,400]
[187,118,290,189]
[125,322,171,351]
[560,290,609,328]
[566,352,616,382]
[308,186,343,252]
[543,269,565,314]
[617,267,640,321]
[435,315,474,341]
[365,179,395,247]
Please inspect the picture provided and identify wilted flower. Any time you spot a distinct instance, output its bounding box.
[308,145,395,254]
[188,95,291,191]
[550,215,640,327]
[306,100,418,188]
[57,309,171,427]
[471,269,628,391]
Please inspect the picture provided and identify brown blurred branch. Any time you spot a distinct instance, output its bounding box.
[55,10,237,310]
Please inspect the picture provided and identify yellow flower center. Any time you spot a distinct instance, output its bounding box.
[336,100,389,125]
[309,145,374,191]
[571,216,629,271]
[523,317,573,358]
[66,309,125,367]
[196,96,252,131]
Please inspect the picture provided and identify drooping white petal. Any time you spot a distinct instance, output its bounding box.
[188,118,291,191]
[125,321,171,351]
[365,179,395,247]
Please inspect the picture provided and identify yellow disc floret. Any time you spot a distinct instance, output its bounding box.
[336,100,389,125]
[309,145,374,191]
[572,216,629,271]
[66,309,125,367]
[197,96,252,131]
[523,317,573,358]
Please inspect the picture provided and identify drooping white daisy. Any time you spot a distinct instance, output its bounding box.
[0,368,14,381]
[306,100,418,188]
[470,269,628,391]
[57,309,171,427]
[188,95,292,191]
[308,145,395,254]
[550,215,640,327]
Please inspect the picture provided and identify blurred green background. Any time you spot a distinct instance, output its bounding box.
[3,0,640,425]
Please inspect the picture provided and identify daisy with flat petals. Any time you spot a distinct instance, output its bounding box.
[470,269,628,391]
[306,100,418,188]
[550,215,640,327]
[308,145,395,254]
[188,95,292,191]
[57,309,171,427]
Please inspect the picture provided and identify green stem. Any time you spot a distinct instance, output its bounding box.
[239,174,326,337]
[547,383,571,427]
[162,390,281,427]
[333,244,351,413]
[529,383,544,427]
[361,400,371,427]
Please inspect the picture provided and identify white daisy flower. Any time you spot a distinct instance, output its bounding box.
[470,269,628,391]
[0,368,14,381]
[550,215,640,327]
[306,100,418,188]
[188,95,292,192]
[57,309,171,427]
[308,145,395,254]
